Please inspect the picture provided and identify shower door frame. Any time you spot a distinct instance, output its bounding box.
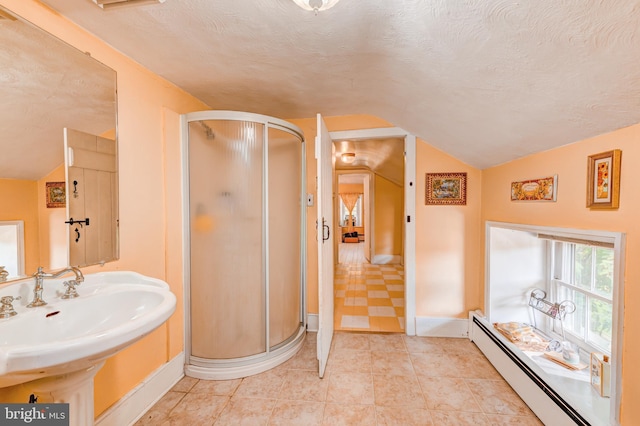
[180,110,307,379]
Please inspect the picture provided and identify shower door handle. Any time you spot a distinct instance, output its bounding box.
[322,219,330,242]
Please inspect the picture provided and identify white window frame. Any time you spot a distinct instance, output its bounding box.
[485,221,625,426]
[550,241,614,355]
[0,220,25,279]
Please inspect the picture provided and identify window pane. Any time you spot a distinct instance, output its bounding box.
[0,223,22,278]
[595,248,614,298]
[339,199,349,226]
[354,195,362,227]
[559,286,586,338]
[574,245,592,290]
[589,298,612,352]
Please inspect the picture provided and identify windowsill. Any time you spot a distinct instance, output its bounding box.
[520,346,610,424]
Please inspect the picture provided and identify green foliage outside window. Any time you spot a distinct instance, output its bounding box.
[557,243,613,353]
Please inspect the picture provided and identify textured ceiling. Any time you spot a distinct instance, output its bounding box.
[0,6,116,180]
[32,0,640,169]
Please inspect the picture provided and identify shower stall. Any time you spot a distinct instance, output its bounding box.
[182,111,306,380]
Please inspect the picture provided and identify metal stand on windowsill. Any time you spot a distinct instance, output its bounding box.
[528,288,576,340]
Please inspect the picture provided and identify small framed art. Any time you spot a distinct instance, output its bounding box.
[586,149,621,209]
[590,352,611,398]
[46,181,66,208]
[425,172,467,205]
[511,175,557,201]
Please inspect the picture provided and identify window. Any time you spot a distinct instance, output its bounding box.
[551,241,613,354]
[487,222,624,424]
[339,194,362,227]
[0,221,25,280]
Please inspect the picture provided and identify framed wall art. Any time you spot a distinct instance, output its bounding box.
[590,352,611,397]
[425,172,467,205]
[511,175,557,201]
[46,181,66,208]
[586,149,621,209]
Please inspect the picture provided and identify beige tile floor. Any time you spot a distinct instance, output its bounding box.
[335,243,404,333]
[135,332,543,425]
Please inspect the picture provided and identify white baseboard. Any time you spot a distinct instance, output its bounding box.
[415,317,469,338]
[371,254,402,265]
[96,352,185,426]
[307,314,318,332]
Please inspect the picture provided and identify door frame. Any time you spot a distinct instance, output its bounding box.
[329,127,416,335]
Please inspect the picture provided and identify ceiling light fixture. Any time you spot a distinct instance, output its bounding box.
[341,152,356,164]
[291,0,340,14]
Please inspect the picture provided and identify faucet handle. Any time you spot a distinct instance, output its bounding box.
[0,295,21,318]
[61,280,81,299]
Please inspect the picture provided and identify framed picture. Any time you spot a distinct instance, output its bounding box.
[590,352,611,397]
[425,172,467,205]
[511,175,557,201]
[46,181,66,208]
[586,149,621,209]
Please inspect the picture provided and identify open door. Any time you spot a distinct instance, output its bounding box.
[316,114,334,378]
[64,128,118,267]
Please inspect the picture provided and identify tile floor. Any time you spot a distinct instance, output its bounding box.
[135,332,542,425]
[335,243,404,333]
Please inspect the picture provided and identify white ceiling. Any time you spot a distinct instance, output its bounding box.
[39,0,640,169]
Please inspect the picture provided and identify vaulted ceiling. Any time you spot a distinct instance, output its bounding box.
[35,0,640,170]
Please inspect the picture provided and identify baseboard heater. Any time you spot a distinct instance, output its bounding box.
[469,312,607,426]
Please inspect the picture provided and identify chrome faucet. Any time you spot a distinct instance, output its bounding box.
[27,266,84,308]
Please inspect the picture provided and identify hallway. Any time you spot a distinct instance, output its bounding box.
[334,243,404,332]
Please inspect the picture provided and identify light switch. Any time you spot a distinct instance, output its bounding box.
[307,194,314,206]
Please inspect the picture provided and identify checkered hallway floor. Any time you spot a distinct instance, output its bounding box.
[334,243,404,332]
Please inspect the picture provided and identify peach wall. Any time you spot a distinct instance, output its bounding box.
[481,123,640,424]
[373,174,403,258]
[415,139,483,317]
[37,165,67,270]
[0,165,66,276]
[0,178,39,275]
[338,183,364,193]
[162,108,185,360]
[0,0,208,416]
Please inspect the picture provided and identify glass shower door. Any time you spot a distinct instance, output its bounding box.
[188,119,266,359]
[268,126,303,348]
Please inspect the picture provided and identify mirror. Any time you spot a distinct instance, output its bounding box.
[0,5,118,282]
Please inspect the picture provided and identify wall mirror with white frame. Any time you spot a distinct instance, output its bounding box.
[485,221,625,425]
[0,5,118,282]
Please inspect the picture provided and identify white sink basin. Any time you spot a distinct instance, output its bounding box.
[0,271,177,388]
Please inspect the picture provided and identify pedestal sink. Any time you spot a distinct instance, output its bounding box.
[0,270,177,425]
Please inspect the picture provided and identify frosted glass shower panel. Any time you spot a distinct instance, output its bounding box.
[268,127,303,348]
[188,120,266,359]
